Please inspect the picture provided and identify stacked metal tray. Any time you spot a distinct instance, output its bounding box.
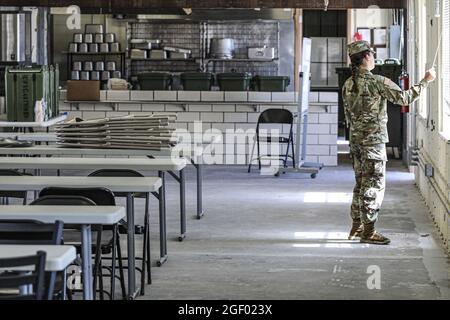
[55,114,178,150]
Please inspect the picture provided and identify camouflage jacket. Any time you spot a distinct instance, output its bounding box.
[342,69,429,145]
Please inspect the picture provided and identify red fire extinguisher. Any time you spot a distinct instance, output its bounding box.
[399,71,410,113]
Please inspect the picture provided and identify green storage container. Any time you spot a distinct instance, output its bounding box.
[217,72,252,91]
[137,72,172,90]
[180,72,214,91]
[374,64,402,84]
[252,75,290,92]
[5,65,59,122]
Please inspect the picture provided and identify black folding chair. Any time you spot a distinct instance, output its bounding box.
[88,169,151,295]
[0,220,64,300]
[0,169,33,205]
[0,251,46,300]
[31,189,126,300]
[248,108,295,172]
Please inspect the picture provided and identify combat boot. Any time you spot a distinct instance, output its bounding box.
[348,219,363,240]
[360,222,390,245]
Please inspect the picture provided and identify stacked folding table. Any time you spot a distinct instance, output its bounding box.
[55,114,178,150]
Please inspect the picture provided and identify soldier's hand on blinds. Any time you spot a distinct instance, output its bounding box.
[424,68,436,83]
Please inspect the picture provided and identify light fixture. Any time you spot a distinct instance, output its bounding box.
[182,8,192,15]
[323,0,329,11]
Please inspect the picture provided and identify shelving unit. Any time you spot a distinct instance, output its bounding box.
[130,58,198,62]
[65,51,126,82]
[204,58,278,62]
[125,20,280,80]
[203,58,278,73]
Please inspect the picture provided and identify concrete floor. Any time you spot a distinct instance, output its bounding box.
[108,155,448,300]
[57,155,450,300]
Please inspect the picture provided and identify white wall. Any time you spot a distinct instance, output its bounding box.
[352,8,393,31]
[408,0,450,253]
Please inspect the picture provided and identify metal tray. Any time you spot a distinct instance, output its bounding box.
[163,46,191,54]
[168,52,190,59]
[130,39,161,44]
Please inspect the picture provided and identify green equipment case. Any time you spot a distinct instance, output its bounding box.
[180,72,214,91]
[217,72,252,91]
[5,65,59,122]
[137,72,172,90]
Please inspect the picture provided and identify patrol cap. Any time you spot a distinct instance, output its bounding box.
[347,40,375,57]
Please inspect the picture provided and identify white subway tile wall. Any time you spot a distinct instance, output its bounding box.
[248,92,271,102]
[212,104,235,112]
[142,104,165,112]
[178,91,201,101]
[225,92,248,102]
[58,90,338,166]
[118,104,142,112]
[189,104,213,112]
[94,103,115,111]
[154,91,177,101]
[201,91,225,102]
[271,92,296,102]
[130,91,154,101]
[106,90,130,101]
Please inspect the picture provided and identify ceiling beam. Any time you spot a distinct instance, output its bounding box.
[0,0,406,11]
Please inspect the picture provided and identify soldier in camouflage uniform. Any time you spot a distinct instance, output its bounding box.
[342,40,435,245]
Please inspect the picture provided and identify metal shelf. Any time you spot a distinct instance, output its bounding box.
[65,52,126,81]
[130,58,197,62]
[205,58,278,63]
[63,52,126,55]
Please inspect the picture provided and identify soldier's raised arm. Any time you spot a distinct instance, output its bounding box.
[376,68,436,106]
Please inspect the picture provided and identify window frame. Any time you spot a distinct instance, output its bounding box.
[417,0,428,119]
[442,0,450,135]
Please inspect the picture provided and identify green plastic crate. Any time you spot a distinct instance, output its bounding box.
[252,75,290,92]
[137,72,172,90]
[5,65,59,122]
[180,72,213,91]
[217,72,252,91]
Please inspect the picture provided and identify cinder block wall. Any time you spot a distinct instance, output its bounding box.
[59,90,339,166]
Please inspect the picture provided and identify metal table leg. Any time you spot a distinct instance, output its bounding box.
[179,168,186,241]
[80,224,93,300]
[192,159,204,219]
[126,192,139,300]
[168,168,186,241]
[157,171,168,267]
[33,169,40,200]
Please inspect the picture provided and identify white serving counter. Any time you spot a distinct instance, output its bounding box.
[55,90,338,165]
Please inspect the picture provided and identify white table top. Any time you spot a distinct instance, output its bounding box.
[0,132,221,143]
[0,145,204,158]
[0,114,68,128]
[0,176,162,193]
[0,133,57,142]
[0,205,125,225]
[0,245,76,271]
[0,156,186,171]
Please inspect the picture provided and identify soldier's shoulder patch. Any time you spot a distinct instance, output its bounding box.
[383,77,394,87]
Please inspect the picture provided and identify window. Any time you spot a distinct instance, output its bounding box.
[442,0,450,134]
[418,0,428,118]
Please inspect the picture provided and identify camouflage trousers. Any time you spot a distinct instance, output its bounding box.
[350,143,387,224]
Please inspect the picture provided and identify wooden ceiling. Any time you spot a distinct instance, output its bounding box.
[1,0,406,11]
